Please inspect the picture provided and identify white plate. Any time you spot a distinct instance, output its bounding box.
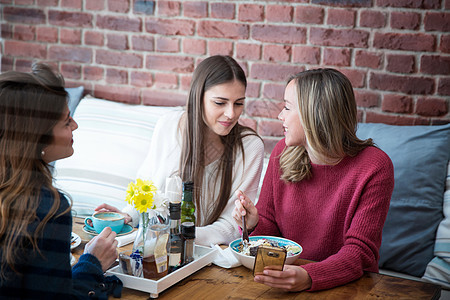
[82,224,134,237]
[71,232,81,250]
[70,253,76,266]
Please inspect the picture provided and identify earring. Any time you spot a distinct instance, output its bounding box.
[41,150,45,157]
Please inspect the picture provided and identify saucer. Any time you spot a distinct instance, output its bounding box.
[71,232,81,250]
[82,224,134,237]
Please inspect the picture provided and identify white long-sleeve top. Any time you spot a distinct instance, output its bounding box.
[123,110,265,246]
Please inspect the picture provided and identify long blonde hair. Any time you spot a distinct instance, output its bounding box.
[179,55,258,225]
[0,63,70,279]
[280,68,373,182]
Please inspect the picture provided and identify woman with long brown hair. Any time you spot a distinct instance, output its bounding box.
[233,68,394,292]
[0,63,120,299]
[98,55,265,246]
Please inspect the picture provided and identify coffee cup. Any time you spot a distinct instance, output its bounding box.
[84,212,125,234]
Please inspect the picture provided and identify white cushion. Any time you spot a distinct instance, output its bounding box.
[54,96,183,217]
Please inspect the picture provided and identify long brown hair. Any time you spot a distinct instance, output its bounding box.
[0,63,70,279]
[179,55,258,225]
[280,68,374,182]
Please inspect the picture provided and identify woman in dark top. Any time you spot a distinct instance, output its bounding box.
[0,63,121,299]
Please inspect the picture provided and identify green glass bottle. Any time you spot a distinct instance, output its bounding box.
[180,181,196,224]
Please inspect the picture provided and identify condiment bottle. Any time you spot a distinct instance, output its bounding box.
[181,221,195,265]
[181,181,195,224]
[168,200,183,273]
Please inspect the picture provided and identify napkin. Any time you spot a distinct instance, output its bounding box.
[115,230,137,247]
[165,175,182,203]
[211,244,242,268]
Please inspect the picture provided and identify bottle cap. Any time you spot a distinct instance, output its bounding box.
[181,221,195,238]
[169,202,181,219]
[183,181,194,192]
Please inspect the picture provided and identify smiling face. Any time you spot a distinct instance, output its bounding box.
[202,80,246,138]
[42,105,78,163]
[278,79,306,147]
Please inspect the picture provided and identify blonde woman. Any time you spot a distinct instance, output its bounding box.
[233,69,394,292]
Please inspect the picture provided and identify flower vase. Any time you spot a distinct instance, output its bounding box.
[132,212,170,280]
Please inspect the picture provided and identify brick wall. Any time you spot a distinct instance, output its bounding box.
[1,0,449,153]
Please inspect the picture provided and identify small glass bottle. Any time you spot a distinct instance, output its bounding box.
[168,200,183,273]
[181,181,195,224]
[181,221,195,265]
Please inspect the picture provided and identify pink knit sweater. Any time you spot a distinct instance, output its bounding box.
[252,139,394,291]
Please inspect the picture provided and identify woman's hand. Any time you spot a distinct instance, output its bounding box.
[254,265,312,292]
[83,227,118,272]
[95,203,132,224]
[232,190,259,231]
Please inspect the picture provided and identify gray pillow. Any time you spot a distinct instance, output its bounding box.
[66,86,84,116]
[356,123,450,277]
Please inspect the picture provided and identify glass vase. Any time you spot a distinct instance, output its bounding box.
[132,212,170,280]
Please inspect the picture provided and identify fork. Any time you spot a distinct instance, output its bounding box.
[242,214,249,245]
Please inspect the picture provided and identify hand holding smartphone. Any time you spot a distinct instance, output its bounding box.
[253,245,287,276]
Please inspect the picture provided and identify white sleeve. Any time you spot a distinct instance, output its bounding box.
[195,135,265,246]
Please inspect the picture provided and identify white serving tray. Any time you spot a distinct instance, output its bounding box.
[106,245,217,298]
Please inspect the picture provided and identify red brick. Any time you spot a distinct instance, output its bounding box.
[146,55,194,73]
[238,118,257,132]
[130,71,152,88]
[438,78,450,96]
[262,137,281,155]
[323,48,351,66]
[1,56,14,72]
[199,21,249,40]
[108,0,129,13]
[49,46,92,63]
[96,50,142,68]
[61,64,81,80]
[365,112,417,125]
[338,69,366,88]
[132,35,154,51]
[60,29,81,45]
[5,40,46,59]
[440,35,450,53]
[97,15,141,32]
[310,28,369,47]
[156,37,179,53]
[376,0,440,9]
[180,74,192,91]
[0,0,13,3]
[94,85,140,104]
[106,34,129,50]
[355,50,382,69]
[210,2,235,19]
[258,120,283,137]
[1,23,12,39]
[61,0,82,9]
[208,40,233,56]
[415,97,448,116]
[106,68,128,85]
[391,12,420,30]
[360,10,386,28]
[373,33,435,52]
[327,9,355,27]
[266,5,293,22]
[246,99,284,119]
[354,90,380,108]
[239,4,264,22]
[83,66,103,81]
[446,0,450,9]
[14,25,35,41]
[154,73,178,89]
[146,18,195,36]
[386,54,415,73]
[370,73,434,95]
[158,1,180,17]
[37,0,58,5]
[421,56,450,75]
[236,43,261,60]
[184,1,208,18]
[183,39,206,55]
[382,94,413,113]
[15,0,33,4]
[262,83,285,100]
[312,0,371,6]
[49,11,93,28]
[36,26,57,43]
[15,59,33,72]
[4,7,45,24]
[295,6,324,24]
[246,81,261,98]
[86,0,104,10]
[251,63,304,82]
[292,46,320,65]
[425,12,450,31]
[252,25,306,44]
[84,31,104,46]
[263,45,291,62]
[142,89,187,106]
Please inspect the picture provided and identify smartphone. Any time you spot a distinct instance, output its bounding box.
[253,245,287,276]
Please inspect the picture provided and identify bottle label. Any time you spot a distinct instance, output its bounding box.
[169,253,182,267]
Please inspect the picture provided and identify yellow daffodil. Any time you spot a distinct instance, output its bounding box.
[133,192,155,214]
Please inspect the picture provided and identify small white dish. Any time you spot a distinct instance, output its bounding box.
[71,232,81,250]
[70,253,76,266]
[82,224,134,237]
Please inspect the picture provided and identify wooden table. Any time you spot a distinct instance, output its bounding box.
[72,217,442,299]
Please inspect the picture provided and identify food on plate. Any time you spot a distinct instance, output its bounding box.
[238,238,301,257]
